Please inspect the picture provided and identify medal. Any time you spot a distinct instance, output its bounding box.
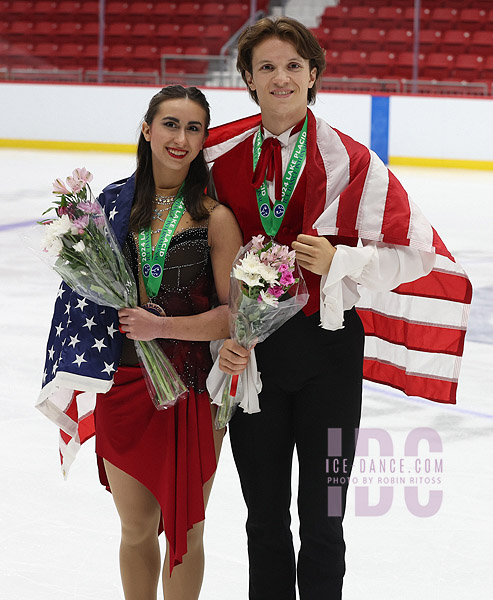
[253,117,308,237]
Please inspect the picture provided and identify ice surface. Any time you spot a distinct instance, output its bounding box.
[0,149,492,599]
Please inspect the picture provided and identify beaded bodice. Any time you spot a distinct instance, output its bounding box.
[120,226,217,393]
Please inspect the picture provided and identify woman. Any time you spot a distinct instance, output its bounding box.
[40,85,242,600]
[103,85,242,599]
[204,16,469,600]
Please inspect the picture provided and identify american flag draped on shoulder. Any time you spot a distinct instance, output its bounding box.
[204,109,472,405]
[37,176,135,477]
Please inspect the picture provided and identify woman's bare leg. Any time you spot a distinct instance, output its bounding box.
[162,404,225,599]
[104,459,162,600]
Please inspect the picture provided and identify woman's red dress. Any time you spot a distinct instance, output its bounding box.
[94,227,218,573]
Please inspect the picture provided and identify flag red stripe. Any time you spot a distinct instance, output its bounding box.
[358,309,466,355]
[206,114,261,148]
[381,171,411,244]
[334,131,369,236]
[78,413,95,445]
[363,359,457,404]
[394,270,473,304]
[432,227,453,260]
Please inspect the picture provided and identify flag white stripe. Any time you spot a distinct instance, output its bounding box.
[364,337,462,381]
[204,126,258,164]
[357,287,469,329]
[408,200,434,251]
[434,254,470,276]
[315,118,351,213]
[356,150,387,240]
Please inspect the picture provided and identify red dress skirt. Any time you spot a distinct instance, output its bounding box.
[94,365,216,573]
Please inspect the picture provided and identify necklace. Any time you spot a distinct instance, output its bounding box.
[154,193,176,206]
[152,194,177,234]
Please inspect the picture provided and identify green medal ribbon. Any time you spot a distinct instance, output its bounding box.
[138,185,186,299]
[253,116,308,237]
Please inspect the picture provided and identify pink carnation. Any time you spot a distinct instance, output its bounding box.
[78,201,102,215]
[279,270,295,287]
[267,285,284,298]
[72,215,90,234]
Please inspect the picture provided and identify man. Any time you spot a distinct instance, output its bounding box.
[205,17,470,600]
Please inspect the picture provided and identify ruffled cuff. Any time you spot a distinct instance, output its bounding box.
[319,245,375,330]
[206,340,263,414]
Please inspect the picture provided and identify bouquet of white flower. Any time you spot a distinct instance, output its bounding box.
[211,235,309,429]
[34,167,186,409]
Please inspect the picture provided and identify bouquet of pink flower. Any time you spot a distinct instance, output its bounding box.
[34,167,186,409]
[213,235,309,428]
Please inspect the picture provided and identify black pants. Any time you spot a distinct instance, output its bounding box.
[229,308,364,600]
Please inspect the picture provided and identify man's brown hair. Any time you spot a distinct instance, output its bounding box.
[236,16,326,106]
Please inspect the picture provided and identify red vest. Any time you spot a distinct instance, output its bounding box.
[212,128,356,316]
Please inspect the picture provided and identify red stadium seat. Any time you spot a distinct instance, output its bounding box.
[80,22,99,40]
[9,1,34,16]
[58,1,82,15]
[470,31,493,56]
[33,1,58,17]
[347,6,377,30]
[311,27,331,48]
[375,6,404,28]
[81,43,103,67]
[106,22,132,41]
[402,7,431,30]
[366,51,395,78]
[386,29,413,54]
[131,23,157,40]
[331,27,359,52]
[180,23,206,43]
[224,3,249,30]
[160,45,187,73]
[127,2,155,18]
[33,21,60,38]
[358,28,385,53]
[58,42,84,66]
[204,24,231,54]
[338,50,367,77]
[459,9,488,32]
[422,53,454,80]
[320,6,349,29]
[106,2,130,17]
[441,31,471,55]
[202,3,226,25]
[153,2,178,17]
[33,42,59,59]
[133,44,159,59]
[394,52,424,80]
[429,8,459,31]
[7,21,34,37]
[106,44,135,69]
[454,54,484,81]
[8,42,35,57]
[156,23,181,45]
[79,1,99,16]
[482,56,493,80]
[184,45,209,73]
[419,30,442,54]
[175,2,201,25]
